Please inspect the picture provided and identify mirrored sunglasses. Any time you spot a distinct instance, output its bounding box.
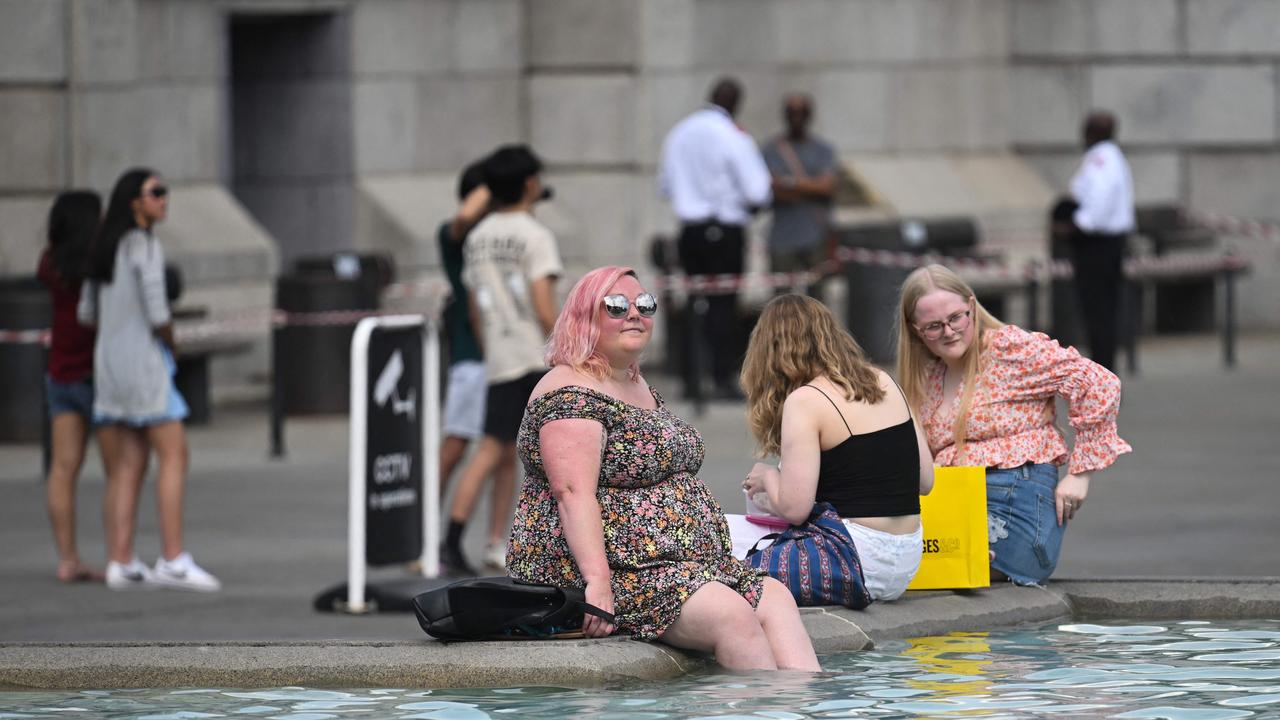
[602,292,658,319]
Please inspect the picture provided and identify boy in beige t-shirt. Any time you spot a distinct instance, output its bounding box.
[444,145,562,573]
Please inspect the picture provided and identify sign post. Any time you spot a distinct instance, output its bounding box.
[345,315,441,613]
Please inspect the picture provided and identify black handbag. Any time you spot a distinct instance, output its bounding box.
[412,576,615,641]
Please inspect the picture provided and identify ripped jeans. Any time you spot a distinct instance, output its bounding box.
[987,462,1065,586]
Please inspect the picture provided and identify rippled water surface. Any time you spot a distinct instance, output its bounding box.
[4,620,1280,719]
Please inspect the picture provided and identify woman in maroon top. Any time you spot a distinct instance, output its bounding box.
[37,191,104,583]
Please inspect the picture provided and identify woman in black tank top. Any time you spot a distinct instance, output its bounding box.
[738,295,934,601]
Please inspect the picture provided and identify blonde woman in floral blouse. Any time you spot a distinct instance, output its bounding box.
[895,264,1131,586]
[507,266,819,671]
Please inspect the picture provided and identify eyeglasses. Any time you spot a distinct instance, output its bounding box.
[602,293,657,319]
[915,309,971,340]
[147,185,168,199]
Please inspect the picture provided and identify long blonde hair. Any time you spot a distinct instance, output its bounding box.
[895,264,1004,463]
[741,294,885,457]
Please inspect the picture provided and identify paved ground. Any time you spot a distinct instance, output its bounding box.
[1,332,1277,643]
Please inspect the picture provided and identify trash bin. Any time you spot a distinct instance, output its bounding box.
[275,272,380,415]
[838,217,983,365]
[1137,206,1216,334]
[294,252,395,296]
[0,277,51,443]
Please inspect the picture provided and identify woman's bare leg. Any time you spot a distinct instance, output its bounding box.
[146,421,188,561]
[46,413,91,578]
[660,581,778,671]
[103,426,148,564]
[754,578,821,671]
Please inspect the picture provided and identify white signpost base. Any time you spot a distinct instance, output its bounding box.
[343,314,441,614]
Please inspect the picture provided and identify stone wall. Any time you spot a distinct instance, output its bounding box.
[0,0,278,393]
[0,0,275,276]
[521,0,1015,273]
[3,0,1278,337]
[1010,0,1280,327]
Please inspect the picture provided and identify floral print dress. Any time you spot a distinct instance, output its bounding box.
[507,384,765,639]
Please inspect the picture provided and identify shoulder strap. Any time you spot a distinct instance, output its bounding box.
[884,373,913,421]
[775,139,809,180]
[802,384,854,437]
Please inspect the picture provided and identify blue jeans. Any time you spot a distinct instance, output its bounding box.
[987,463,1065,586]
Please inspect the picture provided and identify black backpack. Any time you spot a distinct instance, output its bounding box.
[412,576,615,641]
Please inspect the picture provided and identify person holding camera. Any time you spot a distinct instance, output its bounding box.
[441,145,562,574]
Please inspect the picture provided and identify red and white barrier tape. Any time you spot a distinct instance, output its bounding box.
[0,328,50,346]
[1183,210,1280,243]
[2,247,1252,344]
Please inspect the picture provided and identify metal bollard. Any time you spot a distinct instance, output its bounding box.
[1025,260,1041,331]
[1124,277,1140,376]
[1223,258,1238,369]
[270,325,285,458]
[686,294,710,418]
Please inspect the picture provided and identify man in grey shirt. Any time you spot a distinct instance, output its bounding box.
[762,94,837,284]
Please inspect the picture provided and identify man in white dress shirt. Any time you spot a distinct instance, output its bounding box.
[659,77,772,399]
[1068,111,1134,371]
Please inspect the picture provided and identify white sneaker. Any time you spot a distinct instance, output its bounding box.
[483,543,506,570]
[152,552,221,592]
[106,557,157,591]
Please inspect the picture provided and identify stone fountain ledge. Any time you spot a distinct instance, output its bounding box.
[2,578,1276,690]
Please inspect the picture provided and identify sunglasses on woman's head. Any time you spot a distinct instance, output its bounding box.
[602,293,658,319]
[146,185,168,199]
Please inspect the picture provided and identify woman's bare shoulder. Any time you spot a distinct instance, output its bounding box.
[530,365,597,400]
[782,382,829,414]
[873,367,912,412]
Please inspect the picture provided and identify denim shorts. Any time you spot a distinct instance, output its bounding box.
[842,520,923,602]
[46,375,94,419]
[443,360,486,440]
[987,462,1066,586]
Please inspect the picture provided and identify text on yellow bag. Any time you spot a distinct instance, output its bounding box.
[907,466,989,590]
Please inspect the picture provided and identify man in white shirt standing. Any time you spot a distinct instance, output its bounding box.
[659,77,772,400]
[1068,111,1134,371]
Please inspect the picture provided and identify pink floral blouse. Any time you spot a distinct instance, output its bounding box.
[921,324,1132,474]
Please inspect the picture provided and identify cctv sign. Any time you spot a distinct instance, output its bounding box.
[363,325,424,565]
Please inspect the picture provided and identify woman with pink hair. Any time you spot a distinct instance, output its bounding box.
[506,266,819,671]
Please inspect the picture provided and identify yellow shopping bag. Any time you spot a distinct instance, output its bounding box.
[907,466,990,590]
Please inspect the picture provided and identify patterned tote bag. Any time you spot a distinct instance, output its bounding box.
[745,502,872,610]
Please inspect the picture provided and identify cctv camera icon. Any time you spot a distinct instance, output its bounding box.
[374,350,416,422]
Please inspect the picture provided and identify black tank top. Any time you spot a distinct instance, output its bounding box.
[807,383,922,518]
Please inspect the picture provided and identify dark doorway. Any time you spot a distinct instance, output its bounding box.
[229,12,354,270]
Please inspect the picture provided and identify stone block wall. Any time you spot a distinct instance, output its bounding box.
[350,0,523,179]
[4,0,1279,338]
[625,0,1016,268]
[0,0,251,269]
[1011,0,1280,328]
[0,0,276,394]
